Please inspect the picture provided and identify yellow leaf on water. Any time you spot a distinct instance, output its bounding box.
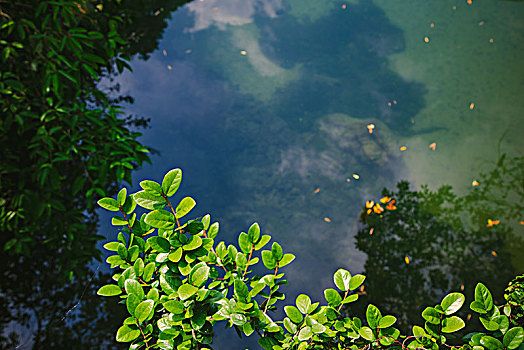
[240,50,247,55]
[491,250,498,257]
[472,180,479,186]
[162,49,167,56]
[369,227,374,235]
[353,174,360,180]
[469,102,475,110]
[404,256,410,264]
[313,188,320,194]
[400,146,407,151]
[424,36,430,43]
[324,217,331,223]
[380,196,391,203]
[167,65,172,70]
[367,123,375,134]
[429,142,436,150]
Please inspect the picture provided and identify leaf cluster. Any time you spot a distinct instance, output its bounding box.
[98,168,524,349]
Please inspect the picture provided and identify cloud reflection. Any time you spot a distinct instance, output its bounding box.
[186,0,283,32]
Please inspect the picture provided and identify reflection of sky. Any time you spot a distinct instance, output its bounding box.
[101,0,524,347]
[186,0,282,32]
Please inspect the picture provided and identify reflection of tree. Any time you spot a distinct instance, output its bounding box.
[0,0,191,348]
[347,155,523,332]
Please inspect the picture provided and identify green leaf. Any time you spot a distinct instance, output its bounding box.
[143,262,155,282]
[298,326,313,341]
[441,316,465,333]
[480,316,501,331]
[348,274,366,291]
[189,263,209,287]
[271,242,283,261]
[133,191,166,210]
[359,326,375,341]
[116,325,140,342]
[284,305,303,324]
[366,304,382,328]
[103,242,119,251]
[334,268,351,291]
[97,284,122,296]
[117,188,127,206]
[422,307,441,324]
[238,232,251,254]
[135,300,154,323]
[470,300,488,314]
[126,294,141,316]
[140,180,162,194]
[475,283,494,311]
[164,300,185,314]
[296,294,311,314]
[208,222,219,239]
[162,169,182,197]
[258,337,279,350]
[261,250,277,270]
[441,293,465,315]
[125,279,144,300]
[248,222,260,242]
[480,336,504,350]
[342,294,359,304]
[98,197,119,211]
[175,197,196,218]
[178,284,198,300]
[504,327,524,349]
[379,315,397,328]
[183,235,202,251]
[254,234,271,251]
[279,253,295,268]
[284,317,298,333]
[112,216,127,226]
[325,288,342,308]
[145,210,175,230]
[168,247,183,262]
[147,236,171,253]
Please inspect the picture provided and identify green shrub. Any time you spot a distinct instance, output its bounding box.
[98,168,523,349]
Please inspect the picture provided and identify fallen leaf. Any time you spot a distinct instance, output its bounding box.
[167,65,172,70]
[379,196,391,203]
[373,203,384,214]
[369,227,374,235]
[240,50,247,55]
[313,188,320,194]
[467,314,472,321]
[460,284,465,291]
[353,174,360,180]
[366,201,375,209]
[162,49,167,56]
[341,4,346,9]
[478,21,485,26]
[185,49,192,54]
[520,221,524,225]
[393,100,397,104]
[346,178,351,182]
[386,200,397,210]
[487,219,500,227]
[324,217,331,223]
[467,0,472,4]
[404,256,410,264]
[430,23,435,28]
[367,123,375,134]
[491,250,498,257]
[400,146,407,151]
[429,142,436,150]
[424,36,430,43]
[387,102,392,106]
[472,180,479,186]
[489,38,494,43]
[469,102,475,110]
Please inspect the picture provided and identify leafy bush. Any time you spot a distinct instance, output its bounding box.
[98,168,523,349]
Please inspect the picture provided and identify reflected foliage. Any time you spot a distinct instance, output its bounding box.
[0,0,191,348]
[349,155,523,332]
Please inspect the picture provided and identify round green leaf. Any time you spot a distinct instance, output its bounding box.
[116,325,140,342]
[422,307,441,324]
[441,293,465,315]
[348,274,366,291]
[325,288,342,308]
[358,326,375,341]
[178,284,199,300]
[164,300,185,314]
[279,253,295,268]
[168,247,183,263]
[296,294,311,314]
[135,300,154,323]
[183,235,202,251]
[470,300,487,314]
[140,180,162,194]
[97,284,122,296]
[124,279,144,300]
[378,315,397,328]
[442,316,465,333]
[98,197,120,211]
[284,305,303,324]
[480,336,504,350]
[133,190,166,210]
[503,327,524,349]
[145,210,175,230]
[366,304,382,328]
[298,326,313,341]
[334,268,351,291]
[175,197,196,218]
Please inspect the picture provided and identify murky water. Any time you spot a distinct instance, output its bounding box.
[100,0,523,347]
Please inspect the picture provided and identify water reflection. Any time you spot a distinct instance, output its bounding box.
[348,155,523,332]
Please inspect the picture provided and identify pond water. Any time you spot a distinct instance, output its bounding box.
[99,0,523,347]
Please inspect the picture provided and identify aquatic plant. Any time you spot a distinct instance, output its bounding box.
[98,168,523,349]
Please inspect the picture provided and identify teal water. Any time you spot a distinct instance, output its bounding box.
[100,0,524,347]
